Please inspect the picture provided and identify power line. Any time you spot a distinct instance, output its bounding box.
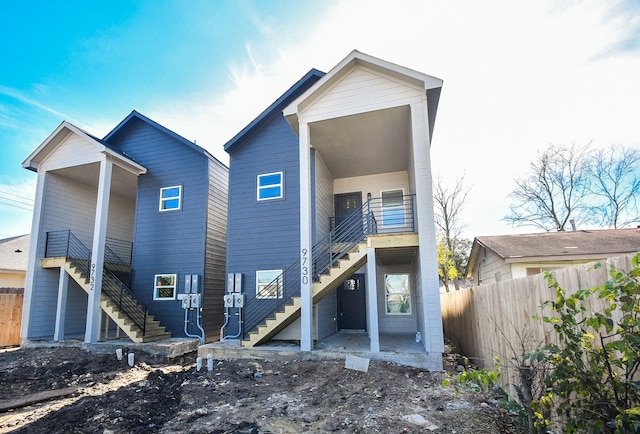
[0,198,33,212]
[0,190,34,206]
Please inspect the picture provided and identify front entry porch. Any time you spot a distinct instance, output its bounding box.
[200,331,442,370]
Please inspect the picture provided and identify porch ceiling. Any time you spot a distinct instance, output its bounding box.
[309,105,411,179]
[54,163,138,200]
[375,246,418,265]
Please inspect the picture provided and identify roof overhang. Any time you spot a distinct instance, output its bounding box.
[22,120,146,175]
[283,50,443,132]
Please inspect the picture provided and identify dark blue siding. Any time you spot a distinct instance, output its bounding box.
[107,118,210,337]
[226,115,300,333]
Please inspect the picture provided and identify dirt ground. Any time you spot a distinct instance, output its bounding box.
[0,345,525,433]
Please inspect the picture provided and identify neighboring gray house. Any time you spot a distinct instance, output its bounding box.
[223,50,445,369]
[466,228,640,285]
[21,111,228,344]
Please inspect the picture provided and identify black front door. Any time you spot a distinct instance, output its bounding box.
[334,192,362,240]
[338,274,366,330]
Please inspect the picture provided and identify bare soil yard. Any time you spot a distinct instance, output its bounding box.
[0,346,525,433]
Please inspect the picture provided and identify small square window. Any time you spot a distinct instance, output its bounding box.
[256,269,283,299]
[385,273,411,315]
[257,172,283,201]
[160,185,182,212]
[154,274,177,300]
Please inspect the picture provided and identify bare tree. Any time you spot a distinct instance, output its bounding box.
[587,145,640,228]
[433,174,471,290]
[504,143,591,232]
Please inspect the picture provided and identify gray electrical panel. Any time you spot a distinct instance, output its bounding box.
[227,273,243,293]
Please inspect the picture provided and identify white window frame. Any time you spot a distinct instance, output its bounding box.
[256,269,283,299]
[384,273,412,315]
[154,273,177,300]
[380,188,405,228]
[159,185,182,212]
[257,172,284,201]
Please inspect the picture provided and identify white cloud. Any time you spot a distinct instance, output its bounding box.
[116,0,640,238]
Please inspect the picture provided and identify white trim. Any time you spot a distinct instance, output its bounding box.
[159,185,182,212]
[154,273,178,300]
[257,171,284,201]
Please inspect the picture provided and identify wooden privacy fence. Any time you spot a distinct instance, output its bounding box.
[440,254,635,395]
[0,288,23,347]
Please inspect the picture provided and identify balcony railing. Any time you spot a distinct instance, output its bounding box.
[241,194,416,340]
[44,230,147,335]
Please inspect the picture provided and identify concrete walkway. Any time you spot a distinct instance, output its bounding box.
[199,331,443,370]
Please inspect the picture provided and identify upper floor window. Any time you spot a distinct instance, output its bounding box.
[257,172,283,201]
[160,185,182,212]
[381,189,405,227]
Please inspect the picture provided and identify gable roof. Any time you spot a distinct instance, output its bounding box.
[466,228,640,277]
[283,50,443,134]
[22,121,146,175]
[224,69,325,153]
[103,110,221,164]
[0,234,30,274]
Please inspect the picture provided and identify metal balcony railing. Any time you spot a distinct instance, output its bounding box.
[242,194,416,340]
[44,230,147,335]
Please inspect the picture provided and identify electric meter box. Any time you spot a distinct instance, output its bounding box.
[190,294,201,308]
[234,294,245,308]
[223,294,234,308]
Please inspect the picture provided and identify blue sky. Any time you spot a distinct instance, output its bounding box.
[1,0,639,239]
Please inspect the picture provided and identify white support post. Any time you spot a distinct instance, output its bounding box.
[20,171,47,341]
[299,121,313,352]
[366,246,380,352]
[410,100,444,356]
[85,158,113,343]
[53,266,69,341]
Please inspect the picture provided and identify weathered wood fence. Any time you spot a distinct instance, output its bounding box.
[0,288,23,347]
[440,254,636,394]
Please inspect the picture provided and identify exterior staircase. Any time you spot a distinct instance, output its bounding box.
[242,241,368,347]
[42,231,171,343]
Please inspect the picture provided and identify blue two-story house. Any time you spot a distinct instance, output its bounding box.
[21,111,228,344]
[222,51,444,369]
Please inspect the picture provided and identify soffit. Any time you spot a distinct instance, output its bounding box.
[310,105,411,179]
[52,163,138,201]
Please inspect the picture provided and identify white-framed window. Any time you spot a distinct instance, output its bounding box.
[384,273,411,315]
[257,172,283,201]
[256,269,283,299]
[381,189,405,227]
[159,185,182,212]
[154,274,177,300]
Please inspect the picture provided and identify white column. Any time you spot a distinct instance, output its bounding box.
[85,158,113,343]
[299,121,313,351]
[410,99,444,355]
[20,171,47,341]
[54,266,69,341]
[366,246,380,352]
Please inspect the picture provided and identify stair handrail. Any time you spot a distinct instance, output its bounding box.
[44,230,148,336]
[242,199,373,339]
[241,193,416,340]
